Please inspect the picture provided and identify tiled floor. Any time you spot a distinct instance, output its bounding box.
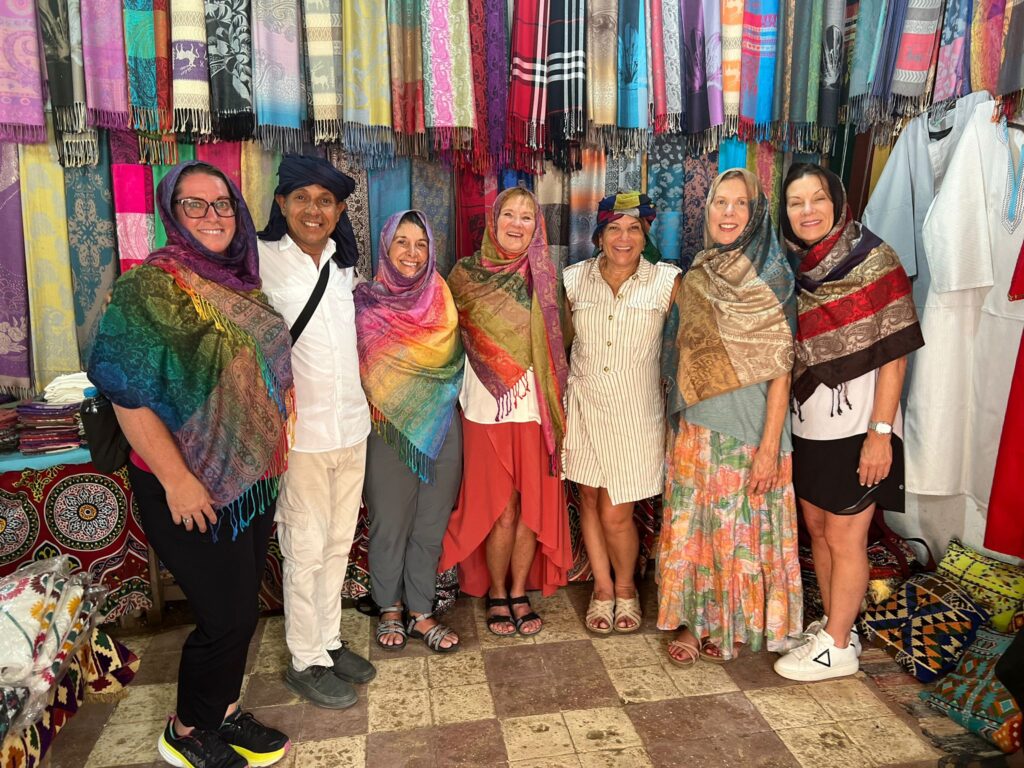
[37,582,1008,768]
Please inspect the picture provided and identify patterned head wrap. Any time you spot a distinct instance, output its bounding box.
[591,191,662,263]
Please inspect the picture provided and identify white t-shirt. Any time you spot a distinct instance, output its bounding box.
[792,370,904,441]
[459,362,541,425]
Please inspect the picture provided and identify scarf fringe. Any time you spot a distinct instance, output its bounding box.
[87,108,131,130]
[508,115,547,151]
[818,126,836,155]
[495,374,532,421]
[614,127,650,154]
[211,473,281,543]
[256,123,307,154]
[130,105,161,132]
[0,385,33,399]
[847,92,874,130]
[585,122,619,148]
[174,107,212,136]
[54,103,88,133]
[312,117,344,145]
[343,122,395,168]
[430,125,476,154]
[57,131,100,167]
[783,122,820,152]
[548,111,587,143]
[687,124,722,154]
[212,111,256,140]
[0,123,48,143]
[370,407,437,485]
[737,117,774,142]
[138,134,178,164]
[394,131,430,158]
[890,92,932,118]
[547,141,582,172]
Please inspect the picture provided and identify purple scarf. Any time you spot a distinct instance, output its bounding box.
[485,0,509,165]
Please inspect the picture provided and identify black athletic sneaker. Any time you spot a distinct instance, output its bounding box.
[218,709,291,767]
[157,718,247,768]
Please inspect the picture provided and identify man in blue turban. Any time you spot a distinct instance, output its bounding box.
[258,154,376,709]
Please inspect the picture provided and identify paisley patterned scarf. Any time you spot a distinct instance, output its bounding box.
[421,0,476,161]
[354,211,464,483]
[81,0,131,129]
[252,0,304,151]
[661,0,683,132]
[0,0,46,142]
[343,0,394,166]
[932,0,971,103]
[389,0,427,156]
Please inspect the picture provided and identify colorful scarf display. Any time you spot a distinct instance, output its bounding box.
[592,191,662,263]
[773,0,795,135]
[389,0,427,155]
[932,0,972,103]
[890,0,943,114]
[661,0,684,132]
[546,0,587,169]
[786,0,825,148]
[536,162,570,269]
[847,0,885,126]
[19,143,81,393]
[344,0,395,166]
[484,0,510,166]
[81,0,130,129]
[783,169,924,402]
[38,0,87,135]
[123,0,160,132]
[617,0,649,148]
[649,0,669,132]
[971,0,1006,95]
[703,0,725,135]
[89,162,294,538]
[587,0,618,142]
[170,0,212,135]
[421,0,476,160]
[111,132,155,273]
[411,158,454,276]
[354,210,465,482]
[869,0,909,115]
[665,169,795,415]
[722,0,744,130]
[466,0,492,172]
[447,187,569,468]
[304,0,344,144]
[0,145,32,396]
[53,0,101,166]
[738,0,779,138]
[507,0,550,171]
[0,0,46,142]
[251,0,305,151]
[204,0,255,139]
[647,135,686,263]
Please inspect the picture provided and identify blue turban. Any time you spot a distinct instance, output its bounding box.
[258,154,360,268]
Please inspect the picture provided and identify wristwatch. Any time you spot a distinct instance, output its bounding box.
[868,420,893,435]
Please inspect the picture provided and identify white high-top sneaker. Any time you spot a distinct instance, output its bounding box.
[774,628,859,681]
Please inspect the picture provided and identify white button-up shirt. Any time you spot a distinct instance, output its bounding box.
[258,235,370,453]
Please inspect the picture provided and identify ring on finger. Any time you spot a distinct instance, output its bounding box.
[184,518,193,527]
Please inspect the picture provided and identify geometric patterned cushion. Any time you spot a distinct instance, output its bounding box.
[862,572,989,683]
[922,628,1023,754]
[1012,606,1024,633]
[937,538,1024,632]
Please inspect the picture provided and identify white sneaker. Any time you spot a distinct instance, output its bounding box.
[784,616,862,657]
[774,628,859,681]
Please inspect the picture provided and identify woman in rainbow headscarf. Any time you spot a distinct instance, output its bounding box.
[563,192,681,635]
[89,161,294,768]
[355,211,465,654]
[439,186,572,637]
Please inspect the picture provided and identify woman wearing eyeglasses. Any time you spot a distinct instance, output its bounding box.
[89,161,294,768]
[658,169,803,668]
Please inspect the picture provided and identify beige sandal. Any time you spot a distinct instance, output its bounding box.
[612,596,642,633]
[699,638,743,663]
[666,637,700,668]
[585,594,615,635]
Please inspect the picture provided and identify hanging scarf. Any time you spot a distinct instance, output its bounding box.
[303,0,344,144]
[665,169,795,417]
[411,158,455,277]
[81,0,130,129]
[368,160,413,270]
[195,142,242,190]
[591,191,662,263]
[38,0,87,134]
[703,0,725,139]
[484,0,510,166]
[454,167,498,259]
[170,0,211,135]
[343,0,394,166]
[53,0,101,167]
[847,0,886,126]
[722,0,743,131]
[123,0,160,132]
[567,148,606,265]
[326,146,374,279]
[818,0,846,150]
[890,0,943,114]
[617,0,649,151]
[536,162,570,269]
[251,0,305,152]
[604,150,643,194]
[661,0,683,132]
[681,152,717,272]
[447,187,569,470]
[154,0,172,130]
[420,0,476,162]
[90,164,294,539]
[546,0,587,170]
[932,0,972,103]
[110,130,154,272]
[0,0,46,142]
[647,135,686,264]
[649,0,668,133]
[204,0,255,139]
[467,0,492,172]
[738,0,779,139]
[241,141,279,237]
[587,0,618,144]
[999,0,1024,98]
[64,134,119,364]
[507,0,549,171]
[19,142,82,393]
[388,0,427,156]
[784,0,822,148]
[971,0,1005,95]
[0,145,32,396]
[354,211,465,482]
[869,0,910,114]
[771,0,794,138]
[784,169,924,403]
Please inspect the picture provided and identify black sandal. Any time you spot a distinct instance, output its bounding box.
[375,605,407,651]
[407,611,460,654]
[509,594,543,636]
[485,596,516,637]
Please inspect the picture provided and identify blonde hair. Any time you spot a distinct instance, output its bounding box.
[496,186,537,217]
[703,168,762,248]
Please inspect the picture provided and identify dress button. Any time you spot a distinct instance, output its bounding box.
[608,314,613,320]
[603,366,610,372]
[606,341,612,346]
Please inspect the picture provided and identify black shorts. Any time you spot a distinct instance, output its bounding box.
[792,433,906,514]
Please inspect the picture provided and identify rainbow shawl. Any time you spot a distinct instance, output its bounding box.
[447,188,569,470]
[354,211,464,483]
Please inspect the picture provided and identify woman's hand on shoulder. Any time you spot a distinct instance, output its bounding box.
[747,446,778,494]
[166,472,218,533]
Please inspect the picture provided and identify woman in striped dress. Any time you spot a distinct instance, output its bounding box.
[563,193,681,634]
[658,169,803,665]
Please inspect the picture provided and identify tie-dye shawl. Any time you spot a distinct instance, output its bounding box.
[354,211,464,483]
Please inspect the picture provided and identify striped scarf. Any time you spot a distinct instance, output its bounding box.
[617,0,649,150]
[389,0,427,156]
[204,0,255,139]
[738,0,779,139]
[81,0,130,129]
[170,0,211,135]
[870,0,909,112]
[354,211,464,483]
[252,0,305,152]
[722,0,744,130]
[546,0,587,170]
[891,0,944,114]
[508,0,549,171]
[421,0,476,161]
[587,0,618,143]
[303,0,344,144]
[0,0,46,142]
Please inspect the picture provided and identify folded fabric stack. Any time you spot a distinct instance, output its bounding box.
[15,402,83,454]
[43,372,95,405]
[0,406,18,452]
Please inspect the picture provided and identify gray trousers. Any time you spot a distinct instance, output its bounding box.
[365,418,463,614]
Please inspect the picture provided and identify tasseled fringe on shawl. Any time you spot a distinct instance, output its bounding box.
[312,117,344,144]
[213,111,256,141]
[0,123,48,143]
[394,131,430,158]
[54,102,88,133]
[548,111,587,144]
[256,123,307,154]
[586,122,618,148]
[509,144,544,173]
[737,117,775,142]
[87,108,131,130]
[431,125,475,153]
[138,133,179,164]
[130,105,161,133]
[890,92,933,118]
[547,141,582,172]
[174,107,212,136]
[343,123,396,169]
[0,384,34,399]
[370,406,437,485]
[778,122,820,152]
[818,126,837,155]
[722,114,739,136]
[211,473,282,543]
[614,127,651,154]
[57,130,100,167]
[508,116,547,152]
[495,374,532,422]
[686,124,722,154]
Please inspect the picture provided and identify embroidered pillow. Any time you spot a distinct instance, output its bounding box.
[922,628,1022,754]
[862,572,988,682]
[937,539,1024,632]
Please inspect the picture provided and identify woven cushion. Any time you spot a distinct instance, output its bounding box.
[1009,604,1024,633]
[922,628,1023,754]
[862,572,988,682]
[937,539,1024,631]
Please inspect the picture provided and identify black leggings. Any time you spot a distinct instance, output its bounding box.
[130,464,275,730]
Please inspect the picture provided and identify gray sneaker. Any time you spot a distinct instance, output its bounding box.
[284,664,357,709]
[328,643,377,684]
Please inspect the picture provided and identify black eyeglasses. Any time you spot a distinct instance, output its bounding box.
[174,197,237,218]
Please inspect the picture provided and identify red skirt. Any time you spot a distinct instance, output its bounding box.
[439,417,571,597]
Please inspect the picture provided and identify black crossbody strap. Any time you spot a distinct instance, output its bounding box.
[289,263,331,344]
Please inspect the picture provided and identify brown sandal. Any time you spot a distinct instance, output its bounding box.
[667,637,700,668]
[699,638,742,663]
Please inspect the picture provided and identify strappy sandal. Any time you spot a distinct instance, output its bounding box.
[612,595,642,634]
[666,637,700,668]
[585,594,615,635]
[375,605,407,651]
[699,637,742,664]
[485,596,516,637]
[407,612,460,654]
[509,594,543,636]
